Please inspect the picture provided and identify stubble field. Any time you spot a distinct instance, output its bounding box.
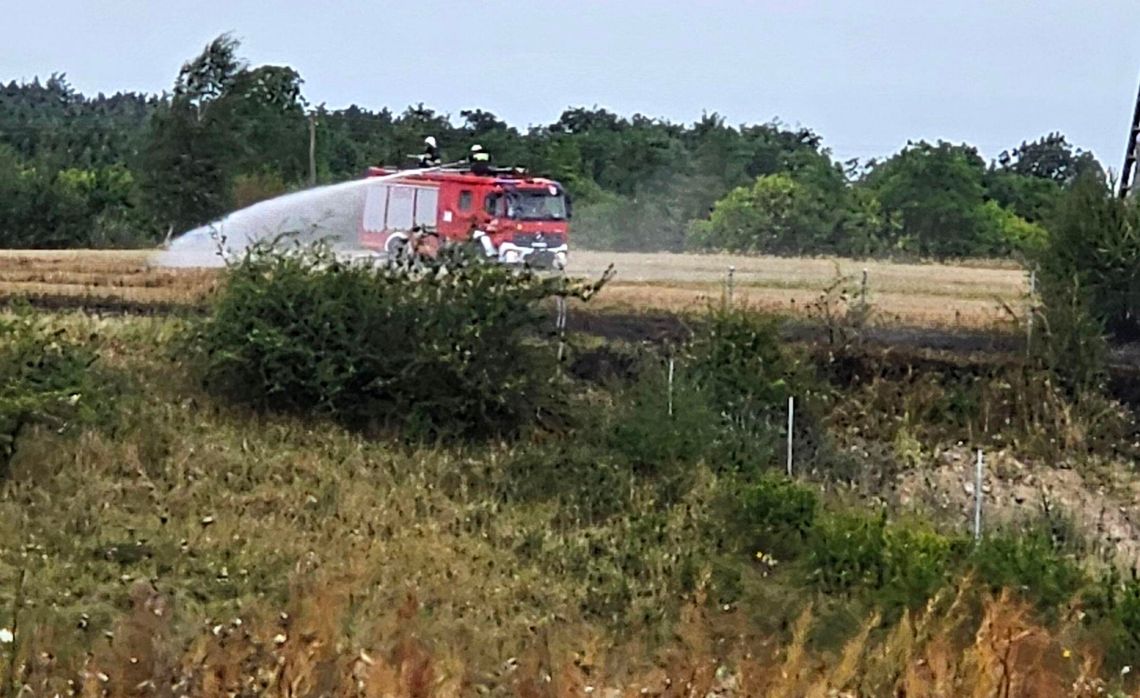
[0,249,1028,330]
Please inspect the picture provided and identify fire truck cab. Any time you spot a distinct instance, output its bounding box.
[359,166,571,269]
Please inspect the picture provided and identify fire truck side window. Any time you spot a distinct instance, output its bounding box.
[484,194,501,216]
[458,190,473,211]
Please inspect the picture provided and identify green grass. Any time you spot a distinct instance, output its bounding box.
[1,311,1139,695]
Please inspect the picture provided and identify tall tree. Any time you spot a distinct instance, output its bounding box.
[997,132,1102,185]
[862,141,999,257]
[140,34,310,234]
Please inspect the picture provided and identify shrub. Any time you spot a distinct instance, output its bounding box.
[192,238,608,439]
[728,473,817,560]
[1084,570,1140,670]
[981,199,1048,256]
[506,365,721,522]
[686,307,798,421]
[0,307,102,476]
[808,511,959,613]
[969,529,1085,617]
[809,510,889,594]
[685,306,828,473]
[687,173,838,255]
[1038,173,1140,343]
[1034,274,1109,396]
[607,362,722,473]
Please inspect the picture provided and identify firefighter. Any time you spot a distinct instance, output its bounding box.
[469,144,491,175]
[418,136,441,167]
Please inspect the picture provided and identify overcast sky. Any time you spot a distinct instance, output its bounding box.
[5,1,1140,169]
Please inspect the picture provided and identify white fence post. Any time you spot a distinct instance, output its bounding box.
[1026,269,1037,357]
[786,396,795,477]
[727,266,736,307]
[555,295,567,363]
[974,449,984,541]
[667,357,675,418]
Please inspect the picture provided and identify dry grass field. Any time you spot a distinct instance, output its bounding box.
[0,315,1120,697]
[1,259,1133,697]
[0,248,1029,328]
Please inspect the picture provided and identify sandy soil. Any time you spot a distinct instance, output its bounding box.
[894,446,1140,569]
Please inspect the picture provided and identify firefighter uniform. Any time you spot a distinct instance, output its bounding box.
[469,144,491,175]
[419,136,441,167]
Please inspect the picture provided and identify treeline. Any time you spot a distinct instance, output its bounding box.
[0,33,1106,257]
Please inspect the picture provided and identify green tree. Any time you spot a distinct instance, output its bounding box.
[1038,173,1140,344]
[225,65,309,181]
[861,141,998,258]
[985,133,1104,228]
[141,34,245,233]
[984,168,1061,223]
[140,34,310,235]
[997,132,1102,185]
[689,173,837,254]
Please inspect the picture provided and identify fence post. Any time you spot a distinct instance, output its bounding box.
[1026,269,1037,357]
[726,266,736,307]
[555,295,567,363]
[786,396,795,477]
[667,357,675,418]
[974,449,984,541]
[860,268,869,305]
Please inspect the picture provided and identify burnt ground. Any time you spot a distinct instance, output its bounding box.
[0,292,206,317]
[7,289,1140,403]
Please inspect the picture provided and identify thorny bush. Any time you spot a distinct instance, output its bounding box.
[192,238,609,439]
[0,306,102,477]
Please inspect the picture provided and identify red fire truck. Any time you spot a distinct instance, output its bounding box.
[358,165,571,269]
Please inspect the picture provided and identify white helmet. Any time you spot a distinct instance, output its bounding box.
[470,143,483,153]
[424,136,437,147]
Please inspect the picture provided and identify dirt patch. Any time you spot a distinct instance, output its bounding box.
[567,345,643,384]
[565,308,692,345]
[895,447,1140,568]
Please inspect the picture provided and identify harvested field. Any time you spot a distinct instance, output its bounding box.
[0,248,1029,329]
[572,251,1028,328]
[0,249,216,306]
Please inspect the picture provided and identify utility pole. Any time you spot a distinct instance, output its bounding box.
[308,113,317,187]
[1119,75,1140,199]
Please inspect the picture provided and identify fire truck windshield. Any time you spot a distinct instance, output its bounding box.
[506,190,568,221]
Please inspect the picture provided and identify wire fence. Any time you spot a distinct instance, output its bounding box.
[553,263,1128,545]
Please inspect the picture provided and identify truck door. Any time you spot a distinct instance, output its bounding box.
[440,186,476,240]
[414,187,438,230]
[360,183,391,249]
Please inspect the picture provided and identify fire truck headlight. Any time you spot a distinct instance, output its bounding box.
[502,249,521,264]
[554,252,568,270]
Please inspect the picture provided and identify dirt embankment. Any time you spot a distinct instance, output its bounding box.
[892,446,1140,568]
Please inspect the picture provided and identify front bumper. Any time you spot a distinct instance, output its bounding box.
[497,242,567,270]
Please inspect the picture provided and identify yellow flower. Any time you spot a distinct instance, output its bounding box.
[1062,648,1072,659]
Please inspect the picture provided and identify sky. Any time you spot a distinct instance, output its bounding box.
[5,0,1140,170]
